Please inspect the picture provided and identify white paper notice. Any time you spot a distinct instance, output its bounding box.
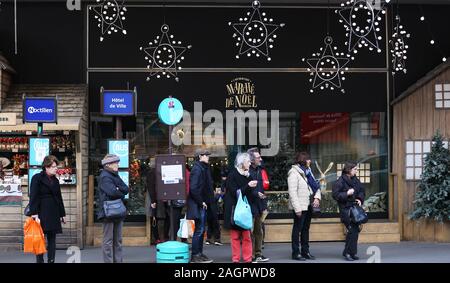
[161,164,183,184]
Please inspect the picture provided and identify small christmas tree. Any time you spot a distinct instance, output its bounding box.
[410,131,450,222]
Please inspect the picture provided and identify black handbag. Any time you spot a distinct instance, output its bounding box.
[103,199,127,219]
[349,204,368,225]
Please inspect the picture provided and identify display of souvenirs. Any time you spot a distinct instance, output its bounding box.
[0,137,29,151]
[51,136,75,152]
[12,154,29,175]
[56,168,76,185]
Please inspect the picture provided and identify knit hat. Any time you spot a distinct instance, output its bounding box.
[101,154,120,166]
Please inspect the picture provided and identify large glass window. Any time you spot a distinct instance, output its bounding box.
[89,111,389,220]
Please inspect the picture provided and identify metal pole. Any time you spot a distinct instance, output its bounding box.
[168,124,175,240]
[116,117,122,139]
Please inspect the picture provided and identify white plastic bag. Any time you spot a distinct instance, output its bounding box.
[177,216,189,239]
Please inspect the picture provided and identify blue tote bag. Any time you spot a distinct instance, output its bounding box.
[233,190,253,230]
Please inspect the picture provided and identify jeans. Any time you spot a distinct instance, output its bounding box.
[291,206,312,256]
[191,208,206,256]
[36,232,56,263]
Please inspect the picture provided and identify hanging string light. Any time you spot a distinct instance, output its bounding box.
[389,1,410,75]
[303,1,351,93]
[336,0,388,54]
[418,5,448,63]
[139,24,192,82]
[228,0,285,61]
[89,0,127,42]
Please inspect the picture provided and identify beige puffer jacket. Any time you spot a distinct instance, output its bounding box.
[287,165,321,213]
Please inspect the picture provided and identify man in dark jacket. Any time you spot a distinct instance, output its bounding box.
[186,148,214,263]
[97,154,129,263]
[247,147,270,263]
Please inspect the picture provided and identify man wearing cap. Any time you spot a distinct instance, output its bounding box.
[97,154,129,263]
[186,148,214,263]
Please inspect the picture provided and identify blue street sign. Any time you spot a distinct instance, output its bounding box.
[107,140,129,168]
[23,97,57,123]
[29,138,50,166]
[158,97,183,125]
[101,90,136,116]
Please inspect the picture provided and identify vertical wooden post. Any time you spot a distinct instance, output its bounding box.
[397,174,404,240]
[88,175,94,226]
[388,173,395,221]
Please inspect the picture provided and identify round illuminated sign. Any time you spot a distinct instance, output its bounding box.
[158,97,183,125]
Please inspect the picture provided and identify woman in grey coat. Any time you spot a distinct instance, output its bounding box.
[97,154,129,263]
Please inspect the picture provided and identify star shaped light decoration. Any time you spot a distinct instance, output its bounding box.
[389,15,410,75]
[228,0,285,61]
[336,0,387,54]
[89,0,127,42]
[302,36,351,93]
[139,24,192,82]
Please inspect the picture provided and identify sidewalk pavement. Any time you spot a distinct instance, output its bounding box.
[1,241,449,263]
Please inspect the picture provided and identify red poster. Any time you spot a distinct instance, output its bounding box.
[301,112,350,144]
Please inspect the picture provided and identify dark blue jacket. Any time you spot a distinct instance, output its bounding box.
[248,165,268,216]
[186,161,214,220]
[97,169,129,220]
[332,175,365,226]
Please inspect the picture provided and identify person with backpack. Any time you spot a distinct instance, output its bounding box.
[332,162,365,261]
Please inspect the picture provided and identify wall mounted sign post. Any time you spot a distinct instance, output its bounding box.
[100,87,137,139]
[23,96,58,137]
[157,96,184,241]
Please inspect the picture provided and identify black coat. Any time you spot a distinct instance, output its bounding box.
[223,168,254,230]
[29,171,66,234]
[186,161,214,220]
[248,165,268,216]
[332,175,365,226]
[97,169,129,220]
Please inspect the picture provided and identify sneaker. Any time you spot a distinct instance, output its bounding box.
[200,254,214,263]
[214,241,223,246]
[205,240,211,245]
[254,256,270,263]
[190,254,204,263]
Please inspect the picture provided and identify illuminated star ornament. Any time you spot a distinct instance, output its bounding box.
[302,36,351,93]
[228,0,285,61]
[336,0,386,54]
[90,0,127,42]
[389,15,410,75]
[139,24,192,82]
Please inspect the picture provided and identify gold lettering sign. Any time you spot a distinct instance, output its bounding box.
[225,77,257,109]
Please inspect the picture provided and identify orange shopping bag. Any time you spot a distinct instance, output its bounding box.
[23,217,47,255]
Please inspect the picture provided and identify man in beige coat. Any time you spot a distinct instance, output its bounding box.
[288,152,321,261]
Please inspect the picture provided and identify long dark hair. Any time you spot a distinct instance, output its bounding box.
[295,152,310,167]
[342,162,357,176]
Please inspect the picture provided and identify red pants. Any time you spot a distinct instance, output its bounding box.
[230,229,253,263]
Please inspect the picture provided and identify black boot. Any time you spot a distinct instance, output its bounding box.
[36,254,44,263]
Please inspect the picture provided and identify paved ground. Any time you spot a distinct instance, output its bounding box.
[1,241,450,263]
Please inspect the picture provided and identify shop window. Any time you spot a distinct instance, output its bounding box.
[406,140,449,180]
[435,83,450,109]
[336,163,371,183]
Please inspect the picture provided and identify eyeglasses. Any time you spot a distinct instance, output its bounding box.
[50,165,58,169]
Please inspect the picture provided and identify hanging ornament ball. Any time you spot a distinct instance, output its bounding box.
[443,57,448,62]
[252,0,261,9]
[420,16,425,21]
[430,40,435,45]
